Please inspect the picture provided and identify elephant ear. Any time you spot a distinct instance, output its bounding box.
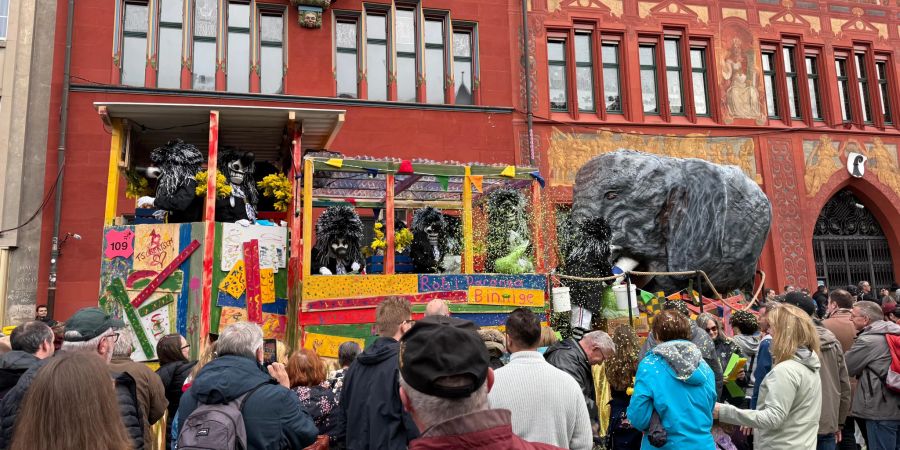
[664,161,728,274]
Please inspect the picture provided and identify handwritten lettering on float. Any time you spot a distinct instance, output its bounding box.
[104,228,135,259]
[467,286,545,307]
[418,274,546,292]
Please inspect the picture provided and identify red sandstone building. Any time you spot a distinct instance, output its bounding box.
[22,0,900,319]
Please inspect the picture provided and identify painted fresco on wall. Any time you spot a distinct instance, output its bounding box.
[548,128,759,187]
[804,135,900,198]
[718,21,767,125]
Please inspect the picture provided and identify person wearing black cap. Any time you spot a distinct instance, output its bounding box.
[398,315,564,449]
[783,292,852,450]
[0,307,148,450]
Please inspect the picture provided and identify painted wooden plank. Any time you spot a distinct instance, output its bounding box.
[531,180,545,272]
[176,223,192,336]
[104,119,124,226]
[302,274,419,300]
[216,292,288,314]
[411,303,545,314]
[219,260,246,299]
[463,166,474,274]
[108,278,155,357]
[302,159,314,278]
[128,270,184,292]
[303,332,366,358]
[303,291,467,311]
[304,324,373,338]
[129,240,200,308]
[467,286,545,307]
[299,309,426,326]
[138,293,176,316]
[209,222,225,334]
[201,111,220,343]
[244,239,263,324]
[385,173,395,275]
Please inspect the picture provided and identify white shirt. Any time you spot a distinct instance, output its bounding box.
[489,351,593,450]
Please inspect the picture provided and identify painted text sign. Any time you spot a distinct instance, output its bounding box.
[467,286,545,307]
[105,228,135,259]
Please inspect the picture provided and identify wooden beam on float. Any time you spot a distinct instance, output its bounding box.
[385,173,395,275]
[302,159,314,279]
[104,119,125,226]
[201,110,220,342]
[531,180,545,272]
[287,122,303,350]
[463,166,474,274]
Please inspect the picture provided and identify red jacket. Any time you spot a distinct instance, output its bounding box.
[408,409,565,450]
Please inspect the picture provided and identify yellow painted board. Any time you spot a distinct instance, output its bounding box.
[467,286,545,307]
[463,166,474,274]
[304,332,366,358]
[302,274,419,300]
[105,119,125,226]
[302,159,314,278]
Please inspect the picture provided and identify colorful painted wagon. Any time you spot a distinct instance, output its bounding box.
[94,102,549,361]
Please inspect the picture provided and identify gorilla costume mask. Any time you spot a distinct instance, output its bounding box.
[150,139,204,197]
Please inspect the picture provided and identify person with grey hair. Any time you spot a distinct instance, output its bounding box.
[424,298,450,317]
[398,315,564,449]
[328,340,361,401]
[109,328,167,450]
[0,321,54,400]
[176,321,318,449]
[0,307,147,450]
[846,300,900,450]
[545,330,615,436]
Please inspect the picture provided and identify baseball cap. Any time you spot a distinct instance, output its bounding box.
[399,315,489,399]
[783,292,817,317]
[64,307,125,342]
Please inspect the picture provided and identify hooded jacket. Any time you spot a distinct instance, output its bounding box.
[844,319,900,420]
[176,354,318,450]
[0,351,40,400]
[718,349,822,450]
[329,336,419,450]
[815,325,851,435]
[639,323,724,396]
[110,356,168,450]
[544,338,598,424]
[732,333,761,398]
[627,340,717,450]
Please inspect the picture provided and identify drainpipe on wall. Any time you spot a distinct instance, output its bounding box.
[521,0,535,165]
[46,0,75,316]
[0,248,9,327]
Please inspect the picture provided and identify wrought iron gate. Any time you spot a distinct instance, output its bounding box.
[813,190,895,289]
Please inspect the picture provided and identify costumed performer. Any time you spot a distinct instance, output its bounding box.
[311,205,366,275]
[486,189,534,274]
[137,139,204,223]
[216,147,258,225]
[410,206,449,273]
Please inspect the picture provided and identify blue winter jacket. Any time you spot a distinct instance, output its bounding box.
[751,336,773,409]
[627,340,717,450]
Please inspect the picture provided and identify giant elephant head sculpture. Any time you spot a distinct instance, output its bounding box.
[570,150,772,294]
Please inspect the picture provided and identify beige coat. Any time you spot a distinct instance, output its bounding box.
[816,325,851,435]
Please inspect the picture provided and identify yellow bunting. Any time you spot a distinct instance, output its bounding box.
[470,175,483,193]
[325,158,343,168]
[500,166,516,178]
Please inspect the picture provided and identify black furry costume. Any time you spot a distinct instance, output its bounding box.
[311,205,366,275]
[410,207,449,273]
[561,216,614,313]
[216,147,259,223]
[149,139,204,223]
[485,189,530,273]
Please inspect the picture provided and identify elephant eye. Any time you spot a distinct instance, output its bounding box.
[605,192,618,200]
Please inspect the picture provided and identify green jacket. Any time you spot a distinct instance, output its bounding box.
[718,349,821,450]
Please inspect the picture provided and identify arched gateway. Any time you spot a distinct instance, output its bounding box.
[813,189,895,289]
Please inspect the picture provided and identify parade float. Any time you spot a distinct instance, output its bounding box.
[93,102,550,361]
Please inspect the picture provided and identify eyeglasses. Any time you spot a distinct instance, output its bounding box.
[705,326,717,332]
[107,333,120,343]
[402,319,416,325]
[181,344,191,350]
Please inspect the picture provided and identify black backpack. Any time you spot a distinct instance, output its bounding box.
[176,382,269,450]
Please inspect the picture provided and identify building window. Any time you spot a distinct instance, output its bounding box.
[366,13,389,101]
[335,19,359,99]
[548,39,568,112]
[690,47,708,116]
[452,29,474,105]
[424,18,445,104]
[835,57,852,122]
[664,38,683,115]
[226,2,250,93]
[761,51,778,118]
[806,55,822,121]
[602,42,621,113]
[639,44,657,114]
[0,0,9,39]
[157,0,182,88]
[574,32,594,112]
[122,2,149,87]
[259,11,284,94]
[395,8,416,102]
[783,47,801,119]
[192,0,217,91]
[876,59,892,124]
[856,53,872,123]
